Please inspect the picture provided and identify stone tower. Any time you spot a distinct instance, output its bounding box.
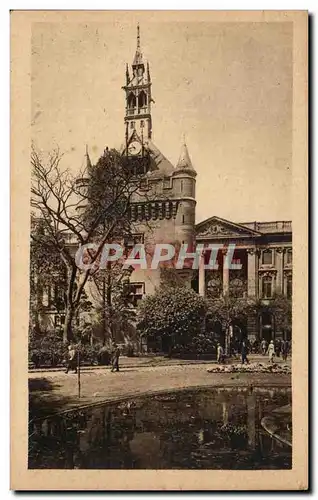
[122,26,197,294]
[173,141,197,252]
[122,24,153,146]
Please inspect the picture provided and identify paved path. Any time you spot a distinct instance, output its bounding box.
[29,362,291,419]
[29,354,291,373]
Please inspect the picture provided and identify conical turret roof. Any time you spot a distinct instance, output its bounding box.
[175,141,196,174]
[85,145,92,168]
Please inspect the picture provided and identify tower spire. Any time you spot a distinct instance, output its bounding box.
[85,144,92,168]
[123,24,153,141]
[133,23,143,66]
[126,63,130,85]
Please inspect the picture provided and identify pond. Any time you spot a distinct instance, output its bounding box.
[29,386,292,470]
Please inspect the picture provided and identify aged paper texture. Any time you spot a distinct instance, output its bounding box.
[11,10,308,490]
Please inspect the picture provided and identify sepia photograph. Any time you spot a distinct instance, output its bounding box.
[10,10,308,490]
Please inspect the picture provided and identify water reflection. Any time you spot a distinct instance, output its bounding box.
[29,387,291,469]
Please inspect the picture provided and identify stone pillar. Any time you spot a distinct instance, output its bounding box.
[271,311,276,340]
[222,250,229,296]
[199,253,205,297]
[259,313,263,340]
[276,248,284,294]
[247,249,257,297]
[42,285,50,307]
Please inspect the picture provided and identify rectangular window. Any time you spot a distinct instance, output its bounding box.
[262,250,273,265]
[125,233,144,248]
[127,282,145,307]
[54,315,65,327]
[262,277,272,298]
[286,249,292,265]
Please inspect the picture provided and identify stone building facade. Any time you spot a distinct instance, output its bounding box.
[118,28,293,342]
[195,217,292,342]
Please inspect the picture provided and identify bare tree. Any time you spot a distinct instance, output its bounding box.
[88,261,136,344]
[31,146,150,343]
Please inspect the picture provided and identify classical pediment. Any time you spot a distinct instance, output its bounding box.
[195,216,262,239]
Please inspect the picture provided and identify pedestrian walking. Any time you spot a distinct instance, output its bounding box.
[281,339,288,361]
[217,343,224,364]
[286,339,292,356]
[111,344,121,372]
[261,339,267,356]
[65,344,77,374]
[275,338,281,357]
[267,340,275,363]
[241,340,249,364]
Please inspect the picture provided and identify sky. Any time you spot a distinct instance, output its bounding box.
[31,19,293,224]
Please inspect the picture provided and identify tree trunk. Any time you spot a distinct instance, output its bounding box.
[63,306,75,344]
[102,274,106,345]
[106,266,113,341]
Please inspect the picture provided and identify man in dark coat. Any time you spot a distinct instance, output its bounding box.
[281,339,288,361]
[241,340,249,365]
[111,344,121,372]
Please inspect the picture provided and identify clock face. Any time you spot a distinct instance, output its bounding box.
[128,141,142,156]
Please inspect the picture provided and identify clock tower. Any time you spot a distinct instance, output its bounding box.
[123,24,153,152]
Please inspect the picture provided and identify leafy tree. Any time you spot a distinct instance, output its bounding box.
[30,217,67,333]
[262,294,292,338]
[31,146,147,343]
[137,283,207,345]
[206,294,259,353]
[89,263,136,344]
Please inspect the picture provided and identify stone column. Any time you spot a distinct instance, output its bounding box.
[276,248,284,294]
[271,311,276,340]
[222,249,229,296]
[199,252,205,297]
[259,313,263,340]
[42,285,50,307]
[247,249,257,297]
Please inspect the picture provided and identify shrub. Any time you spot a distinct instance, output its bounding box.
[29,331,66,367]
[28,331,110,367]
[78,343,102,366]
[172,333,217,359]
[137,283,207,344]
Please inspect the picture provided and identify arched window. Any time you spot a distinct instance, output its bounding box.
[138,91,147,108]
[128,93,136,109]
